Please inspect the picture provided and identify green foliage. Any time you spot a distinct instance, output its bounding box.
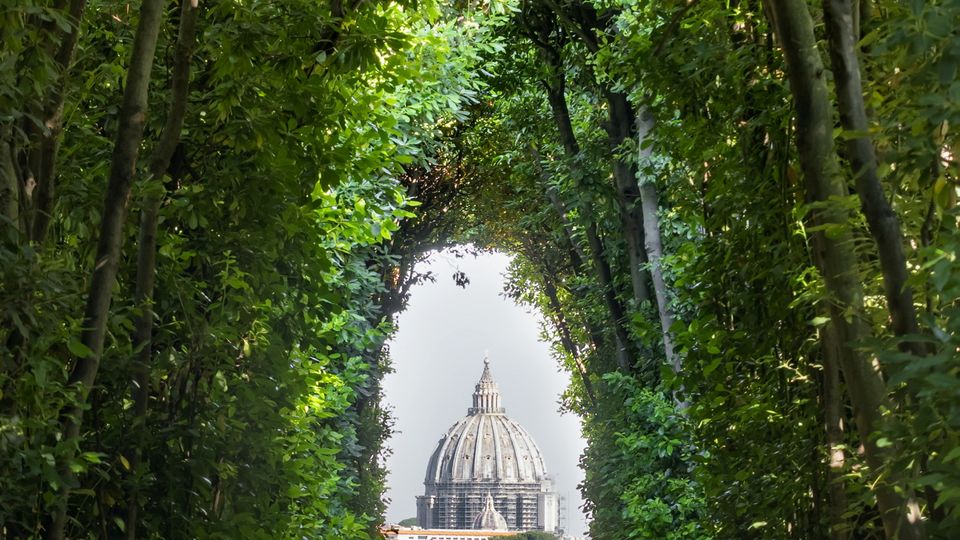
[1,0,490,537]
[883,209,960,534]
[500,531,559,540]
[449,0,960,538]
[4,0,960,538]
[582,375,707,540]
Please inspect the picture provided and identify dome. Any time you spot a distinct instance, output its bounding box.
[416,356,560,532]
[472,493,508,530]
[424,358,549,484]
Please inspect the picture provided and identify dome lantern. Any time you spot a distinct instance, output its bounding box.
[469,356,504,415]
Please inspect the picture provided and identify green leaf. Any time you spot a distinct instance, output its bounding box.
[703,357,722,377]
[67,339,93,359]
[942,447,960,464]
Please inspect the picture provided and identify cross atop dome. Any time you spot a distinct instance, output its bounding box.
[469,354,504,415]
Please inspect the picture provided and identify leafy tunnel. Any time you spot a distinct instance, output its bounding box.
[2,0,959,539]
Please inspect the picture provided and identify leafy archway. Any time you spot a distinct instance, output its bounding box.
[3,0,959,538]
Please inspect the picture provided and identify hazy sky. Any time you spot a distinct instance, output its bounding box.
[382,250,589,536]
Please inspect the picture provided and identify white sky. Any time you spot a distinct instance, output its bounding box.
[382,250,589,536]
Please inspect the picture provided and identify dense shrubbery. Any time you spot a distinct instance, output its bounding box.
[440,1,960,538]
[3,0,959,538]
[1,0,489,537]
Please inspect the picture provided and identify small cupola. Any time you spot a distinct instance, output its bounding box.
[471,493,508,531]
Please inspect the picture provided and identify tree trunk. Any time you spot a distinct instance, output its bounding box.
[30,0,88,244]
[126,2,199,537]
[821,0,922,355]
[542,76,635,372]
[583,220,634,372]
[605,90,652,308]
[542,272,597,409]
[539,0,653,310]
[541,180,612,363]
[47,0,166,537]
[0,126,18,230]
[764,1,924,538]
[538,0,653,333]
[635,107,679,374]
[821,322,849,540]
[546,186,588,270]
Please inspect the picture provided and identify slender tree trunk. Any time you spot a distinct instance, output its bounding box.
[552,186,632,372]
[542,273,598,409]
[541,182,611,361]
[539,0,652,312]
[543,77,635,372]
[546,186,588,270]
[2,0,87,413]
[0,126,17,229]
[821,322,849,540]
[47,1,166,537]
[822,0,922,355]
[30,0,88,244]
[544,79,579,158]
[583,220,634,372]
[635,107,679,374]
[125,2,198,537]
[530,145,589,271]
[764,1,924,538]
[605,90,652,308]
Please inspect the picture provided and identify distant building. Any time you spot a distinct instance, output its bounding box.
[416,358,559,533]
[379,526,516,540]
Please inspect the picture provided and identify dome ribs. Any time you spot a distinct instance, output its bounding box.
[450,415,477,481]
[471,414,486,480]
[490,416,506,481]
[501,416,529,482]
[432,417,468,484]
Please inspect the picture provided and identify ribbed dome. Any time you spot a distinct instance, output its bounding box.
[472,493,508,530]
[424,358,548,484]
